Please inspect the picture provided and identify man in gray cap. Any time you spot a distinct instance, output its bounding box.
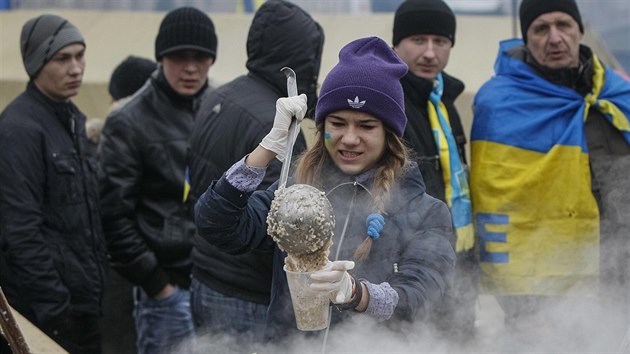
[98,6,217,354]
[0,14,106,354]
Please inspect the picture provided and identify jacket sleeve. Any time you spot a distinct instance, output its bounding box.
[98,114,169,296]
[0,124,70,324]
[389,197,456,321]
[194,175,276,255]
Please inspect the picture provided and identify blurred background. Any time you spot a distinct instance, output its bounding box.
[1,0,627,73]
[1,0,627,122]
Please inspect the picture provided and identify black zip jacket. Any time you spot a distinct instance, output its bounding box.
[188,0,324,305]
[0,83,106,326]
[400,71,466,202]
[98,69,209,296]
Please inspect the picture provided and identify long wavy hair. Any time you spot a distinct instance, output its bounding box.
[294,121,412,261]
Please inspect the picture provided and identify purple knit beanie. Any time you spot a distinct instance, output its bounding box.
[315,36,408,136]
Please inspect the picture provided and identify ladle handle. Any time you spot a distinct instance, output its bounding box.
[279,67,300,188]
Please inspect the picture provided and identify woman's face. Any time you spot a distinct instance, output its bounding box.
[324,110,386,176]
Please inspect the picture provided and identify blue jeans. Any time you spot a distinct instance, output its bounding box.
[133,286,194,354]
[190,277,267,344]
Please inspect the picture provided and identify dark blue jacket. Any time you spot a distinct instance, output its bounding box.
[195,162,456,341]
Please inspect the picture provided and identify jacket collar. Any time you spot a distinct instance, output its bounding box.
[401,71,465,103]
[27,82,80,133]
[153,66,209,113]
[401,72,434,101]
[317,159,426,215]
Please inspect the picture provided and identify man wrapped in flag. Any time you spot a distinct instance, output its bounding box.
[471,0,630,336]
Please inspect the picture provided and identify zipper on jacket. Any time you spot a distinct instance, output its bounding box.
[331,182,358,262]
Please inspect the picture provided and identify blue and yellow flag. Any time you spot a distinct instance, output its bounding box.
[471,39,630,297]
[183,166,191,203]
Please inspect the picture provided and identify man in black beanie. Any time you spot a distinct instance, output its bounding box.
[98,6,217,354]
[392,0,478,342]
[0,14,107,354]
[472,0,630,348]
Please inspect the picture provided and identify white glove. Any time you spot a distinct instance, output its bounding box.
[260,94,307,162]
[310,260,355,304]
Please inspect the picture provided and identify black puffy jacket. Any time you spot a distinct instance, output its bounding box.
[0,83,106,326]
[401,71,466,202]
[188,0,324,305]
[98,69,210,296]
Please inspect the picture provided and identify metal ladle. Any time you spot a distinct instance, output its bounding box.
[266,67,335,256]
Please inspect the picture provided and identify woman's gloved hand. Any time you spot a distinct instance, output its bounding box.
[310,260,355,304]
[260,94,307,161]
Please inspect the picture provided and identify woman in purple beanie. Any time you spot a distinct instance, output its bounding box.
[194,36,456,349]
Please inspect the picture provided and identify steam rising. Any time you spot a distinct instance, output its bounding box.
[176,292,628,353]
[178,159,629,352]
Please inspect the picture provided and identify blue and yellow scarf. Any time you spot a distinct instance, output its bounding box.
[428,73,474,252]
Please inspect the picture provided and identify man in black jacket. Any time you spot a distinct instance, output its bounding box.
[392,0,478,341]
[187,0,323,347]
[0,14,106,354]
[98,6,217,354]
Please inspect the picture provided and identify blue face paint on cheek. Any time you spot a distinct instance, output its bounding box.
[324,132,332,149]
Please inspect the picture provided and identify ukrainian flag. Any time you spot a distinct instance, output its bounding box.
[183,166,191,203]
[471,39,630,296]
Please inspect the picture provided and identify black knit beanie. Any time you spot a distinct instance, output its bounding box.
[20,14,85,79]
[393,0,456,47]
[108,56,157,101]
[520,0,584,42]
[155,6,218,61]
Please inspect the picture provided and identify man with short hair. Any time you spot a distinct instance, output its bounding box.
[0,14,107,354]
[98,6,217,354]
[472,0,630,344]
[392,0,477,341]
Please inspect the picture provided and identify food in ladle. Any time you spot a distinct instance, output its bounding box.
[267,184,335,272]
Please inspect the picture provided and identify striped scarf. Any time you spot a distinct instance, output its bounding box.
[428,73,474,252]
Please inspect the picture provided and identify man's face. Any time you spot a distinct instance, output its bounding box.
[526,11,583,69]
[161,50,214,96]
[394,34,452,80]
[33,43,85,102]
